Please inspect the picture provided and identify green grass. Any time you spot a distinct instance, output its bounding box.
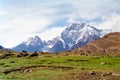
[0,55,120,80]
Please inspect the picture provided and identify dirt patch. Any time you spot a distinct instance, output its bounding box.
[54,71,120,80]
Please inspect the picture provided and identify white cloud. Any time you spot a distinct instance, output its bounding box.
[0,17,52,48]
[39,27,66,41]
[0,9,53,48]
[0,33,33,48]
[96,13,120,31]
[72,0,120,19]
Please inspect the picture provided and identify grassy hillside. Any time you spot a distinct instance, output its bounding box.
[0,52,120,80]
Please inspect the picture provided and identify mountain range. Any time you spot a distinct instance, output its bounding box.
[12,36,46,52]
[12,23,112,52]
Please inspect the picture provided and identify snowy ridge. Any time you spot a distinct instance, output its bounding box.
[12,36,46,52]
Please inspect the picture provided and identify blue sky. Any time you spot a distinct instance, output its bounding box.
[0,0,120,48]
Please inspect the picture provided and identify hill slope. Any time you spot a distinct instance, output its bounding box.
[75,32,120,55]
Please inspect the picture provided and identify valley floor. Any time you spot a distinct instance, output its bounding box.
[0,55,120,80]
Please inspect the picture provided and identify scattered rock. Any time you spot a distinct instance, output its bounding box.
[101,62,106,65]
[89,71,96,75]
[107,72,113,75]
[23,69,32,73]
[22,50,28,53]
[112,73,120,76]
[30,51,38,57]
[101,72,113,76]
[17,52,29,57]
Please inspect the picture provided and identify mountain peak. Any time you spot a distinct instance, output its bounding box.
[25,35,42,46]
[66,23,86,31]
[12,35,46,52]
[35,35,40,39]
[27,35,40,41]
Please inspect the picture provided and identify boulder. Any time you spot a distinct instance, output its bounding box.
[30,51,38,57]
[89,71,96,75]
[101,62,106,65]
[17,51,29,57]
[23,69,32,73]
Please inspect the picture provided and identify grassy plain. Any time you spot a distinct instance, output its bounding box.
[0,53,120,80]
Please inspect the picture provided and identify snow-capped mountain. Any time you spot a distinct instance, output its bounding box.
[12,22,112,52]
[13,36,46,52]
[45,23,105,52]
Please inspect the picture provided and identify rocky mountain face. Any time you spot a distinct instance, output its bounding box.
[74,32,120,55]
[44,37,68,52]
[12,23,112,52]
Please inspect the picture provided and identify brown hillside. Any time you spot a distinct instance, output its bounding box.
[74,32,120,56]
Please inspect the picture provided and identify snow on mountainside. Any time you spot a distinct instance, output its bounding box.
[46,23,102,52]
[62,23,101,48]
[12,22,112,52]
[44,37,67,52]
[12,36,46,52]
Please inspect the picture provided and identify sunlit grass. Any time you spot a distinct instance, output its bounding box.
[0,55,120,80]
